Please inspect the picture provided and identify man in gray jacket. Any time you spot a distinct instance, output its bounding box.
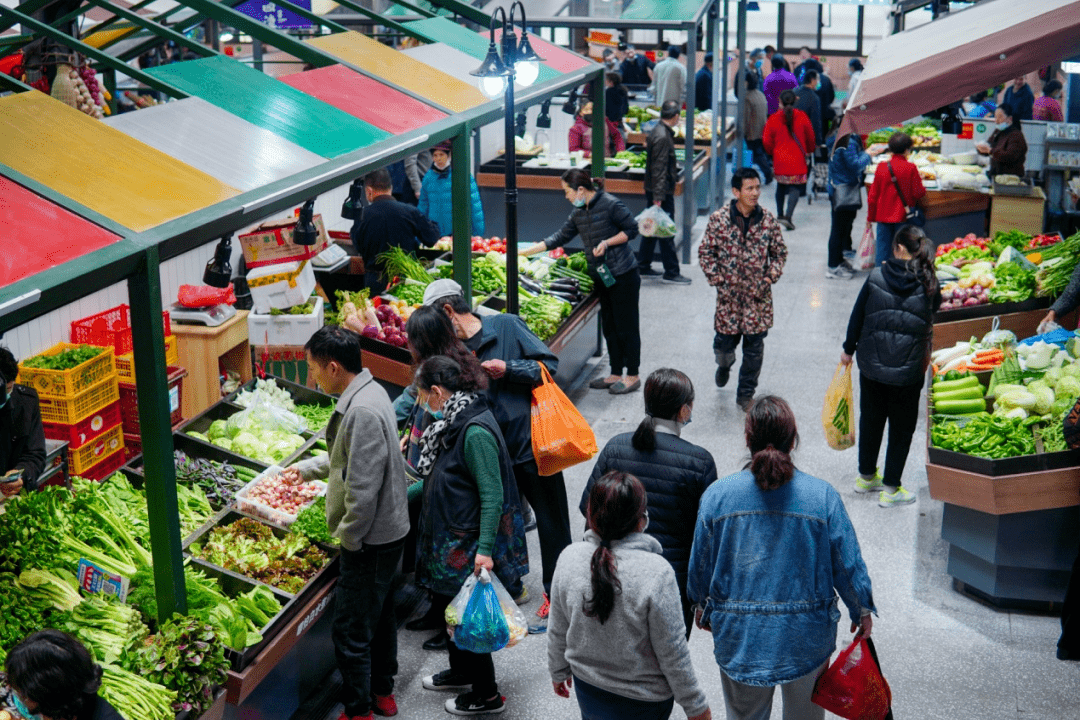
[641,100,691,284]
[287,326,410,720]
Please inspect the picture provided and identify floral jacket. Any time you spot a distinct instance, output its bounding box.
[698,201,787,335]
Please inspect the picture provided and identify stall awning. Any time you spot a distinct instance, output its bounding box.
[403,42,534,93]
[0,93,240,233]
[619,0,706,22]
[843,0,1080,135]
[0,176,122,287]
[144,55,390,158]
[306,31,487,113]
[103,98,326,192]
[493,29,594,74]
[278,65,448,136]
[405,16,559,84]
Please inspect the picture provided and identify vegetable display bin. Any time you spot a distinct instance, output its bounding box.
[42,400,120,446]
[224,373,335,408]
[115,334,179,382]
[69,304,172,356]
[37,374,120,425]
[68,422,124,475]
[119,365,186,433]
[234,465,326,528]
[247,297,324,347]
[176,399,313,470]
[17,343,116,397]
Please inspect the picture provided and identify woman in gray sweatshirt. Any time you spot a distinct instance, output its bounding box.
[548,472,712,720]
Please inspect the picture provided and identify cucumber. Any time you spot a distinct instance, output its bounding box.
[932,376,982,393]
[932,386,985,402]
[934,398,987,414]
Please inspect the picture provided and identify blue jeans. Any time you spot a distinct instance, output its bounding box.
[334,539,405,716]
[573,676,675,720]
[875,222,903,266]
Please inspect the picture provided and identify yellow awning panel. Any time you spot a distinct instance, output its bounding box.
[81,24,138,49]
[0,93,240,232]
[305,32,487,114]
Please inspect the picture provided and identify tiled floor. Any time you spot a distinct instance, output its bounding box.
[345,190,1079,718]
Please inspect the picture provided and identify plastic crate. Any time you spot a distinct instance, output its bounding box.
[124,433,141,461]
[42,401,121,446]
[69,423,124,475]
[234,465,326,527]
[38,374,120,425]
[17,343,116,398]
[74,445,126,481]
[115,335,179,381]
[118,366,186,433]
[70,305,171,356]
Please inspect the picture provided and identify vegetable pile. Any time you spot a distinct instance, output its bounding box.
[614,150,647,169]
[293,401,335,431]
[189,517,330,594]
[238,470,323,519]
[21,345,105,371]
[174,450,252,507]
[268,298,317,316]
[291,497,337,546]
[938,261,994,310]
[330,289,414,349]
[190,408,307,466]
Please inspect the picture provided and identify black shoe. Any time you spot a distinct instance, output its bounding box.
[715,365,730,388]
[639,267,662,277]
[406,615,444,632]
[662,274,692,285]
[445,691,506,716]
[422,669,471,692]
[422,632,449,651]
[736,396,754,412]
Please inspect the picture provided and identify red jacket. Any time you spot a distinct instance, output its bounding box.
[867,156,926,223]
[567,116,626,158]
[762,109,815,177]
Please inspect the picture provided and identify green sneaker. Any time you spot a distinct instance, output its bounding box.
[878,486,916,507]
[854,472,884,494]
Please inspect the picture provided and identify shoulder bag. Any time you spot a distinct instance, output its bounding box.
[888,163,925,227]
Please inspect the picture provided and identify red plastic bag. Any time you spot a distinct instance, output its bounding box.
[811,637,892,720]
[177,284,236,308]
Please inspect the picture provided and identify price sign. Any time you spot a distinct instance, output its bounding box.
[235,1,312,30]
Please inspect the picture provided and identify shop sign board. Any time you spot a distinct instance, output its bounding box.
[236,1,312,30]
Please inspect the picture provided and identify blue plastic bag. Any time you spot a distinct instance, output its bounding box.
[449,569,510,654]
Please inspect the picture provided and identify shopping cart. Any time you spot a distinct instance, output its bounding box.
[808,147,830,204]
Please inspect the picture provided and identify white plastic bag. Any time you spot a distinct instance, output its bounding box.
[636,205,677,238]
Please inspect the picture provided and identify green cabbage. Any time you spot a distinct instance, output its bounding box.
[1056,375,1080,399]
[207,419,229,441]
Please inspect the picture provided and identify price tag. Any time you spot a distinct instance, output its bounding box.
[77,559,129,601]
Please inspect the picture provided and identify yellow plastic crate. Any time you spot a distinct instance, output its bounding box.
[69,423,124,475]
[116,335,179,381]
[17,343,116,398]
[38,374,120,425]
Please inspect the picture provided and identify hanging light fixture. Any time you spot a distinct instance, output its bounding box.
[203,235,233,288]
[294,199,319,245]
[341,178,363,220]
[471,28,512,99]
[513,28,543,87]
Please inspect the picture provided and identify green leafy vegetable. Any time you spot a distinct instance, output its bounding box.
[21,345,105,370]
[291,497,338,546]
[128,615,229,716]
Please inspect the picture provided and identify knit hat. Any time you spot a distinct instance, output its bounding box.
[432,140,452,154]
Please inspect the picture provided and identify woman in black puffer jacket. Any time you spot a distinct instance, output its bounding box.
[579,368,718,636]
[521,168,643,394]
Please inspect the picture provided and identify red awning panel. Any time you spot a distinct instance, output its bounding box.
[278,65,448,136]
[0,176,122,288]
[493,29,594,74]
[842,0,1080,136]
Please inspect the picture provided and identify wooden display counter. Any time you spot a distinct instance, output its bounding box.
[931,307,1077,351]
[926,461,1080,515]
[173,311,253,418]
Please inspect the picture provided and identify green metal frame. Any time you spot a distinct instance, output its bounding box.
[84,0,216,59]
[325,0,432,42]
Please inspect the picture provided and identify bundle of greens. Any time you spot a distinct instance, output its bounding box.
[376,246,433,284]
[189,517,329,595]
[128,616,229,716]
[21,345,104,370]
[989,229,1031,256]
[173,451,250,508]
[291,497,337,546]
[98,663,176,720]
[0,573,51,665]
[14,568,83,611]
[520,295,572,341]
[293,402,335,431]
[988,262,1036,303]
[472,256,508,295]
[53,594,148,665]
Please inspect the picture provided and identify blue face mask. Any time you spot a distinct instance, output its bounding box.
[815,81,822,91]
[422,400,444,421]
[755,59,763,69]
[996,121,1010,131]
[683,410,692,426]
[13,693,42,720]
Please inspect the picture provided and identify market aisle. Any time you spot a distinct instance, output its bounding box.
[360,195,1079,719]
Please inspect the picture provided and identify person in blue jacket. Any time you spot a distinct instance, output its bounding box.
[418,140,485,238]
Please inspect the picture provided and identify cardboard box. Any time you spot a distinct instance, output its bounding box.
[247,260,317,314]
[989,188,1046,238]
[251,346,318,390]
[239,215,330,269]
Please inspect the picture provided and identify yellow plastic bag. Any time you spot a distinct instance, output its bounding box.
[823,363,856,450]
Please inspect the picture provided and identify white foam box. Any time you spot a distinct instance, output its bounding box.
[248,296,324,347]
[247,260,317,314]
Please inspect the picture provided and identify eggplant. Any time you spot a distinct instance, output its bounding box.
[548,279,579,290]
[547,290,581,303]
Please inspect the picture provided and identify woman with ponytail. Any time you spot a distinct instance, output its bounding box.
[762,88,815,230]
[841,224,940,507]
[549,472,711,720]
[579,368,717,636]
[688,397,875,720]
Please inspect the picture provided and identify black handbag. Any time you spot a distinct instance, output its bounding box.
[832,182,863,212]
[888,163,925,227]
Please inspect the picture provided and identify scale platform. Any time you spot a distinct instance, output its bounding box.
[170,302,237,327]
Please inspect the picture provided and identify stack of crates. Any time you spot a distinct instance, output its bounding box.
[19,344,124,481]
[69,305,180,461]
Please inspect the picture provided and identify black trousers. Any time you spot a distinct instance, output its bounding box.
[858,375,923,488]
[1060,541,1080,660]
[746,138,773,183]
[775,183,800,219]
[448,637,498,698]
[639,192,680,277]
[596,269,641,376]
[828,206,858,268]
[713,331,767,401]
[514,462,572,596]
[334,538,405,716]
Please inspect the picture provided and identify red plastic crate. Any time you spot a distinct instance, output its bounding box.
[124,433,141,461]
[73,445,125,481]
[70,304,171,356]
[118,366,186,433]
[42,401,120,447]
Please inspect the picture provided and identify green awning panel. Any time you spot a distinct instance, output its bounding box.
[620,0,707,22]
[405,17,559,84]
[144,56,390,158]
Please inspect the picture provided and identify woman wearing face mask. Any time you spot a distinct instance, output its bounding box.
[418,140,485,238]
[520,169,642,394]
[5,630,124,720]
[416,355,529,716]
[975,103,1027,178]
[579,369,717,637]
[568,101,626,158]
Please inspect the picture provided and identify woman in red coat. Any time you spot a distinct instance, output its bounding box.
[763,90,815,231]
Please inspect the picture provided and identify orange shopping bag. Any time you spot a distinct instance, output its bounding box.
[531,364,598,476]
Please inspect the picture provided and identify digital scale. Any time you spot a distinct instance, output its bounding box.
[311,243,349,269]
[169,302,237,327]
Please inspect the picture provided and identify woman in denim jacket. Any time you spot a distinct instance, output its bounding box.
[688,396,875,720]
